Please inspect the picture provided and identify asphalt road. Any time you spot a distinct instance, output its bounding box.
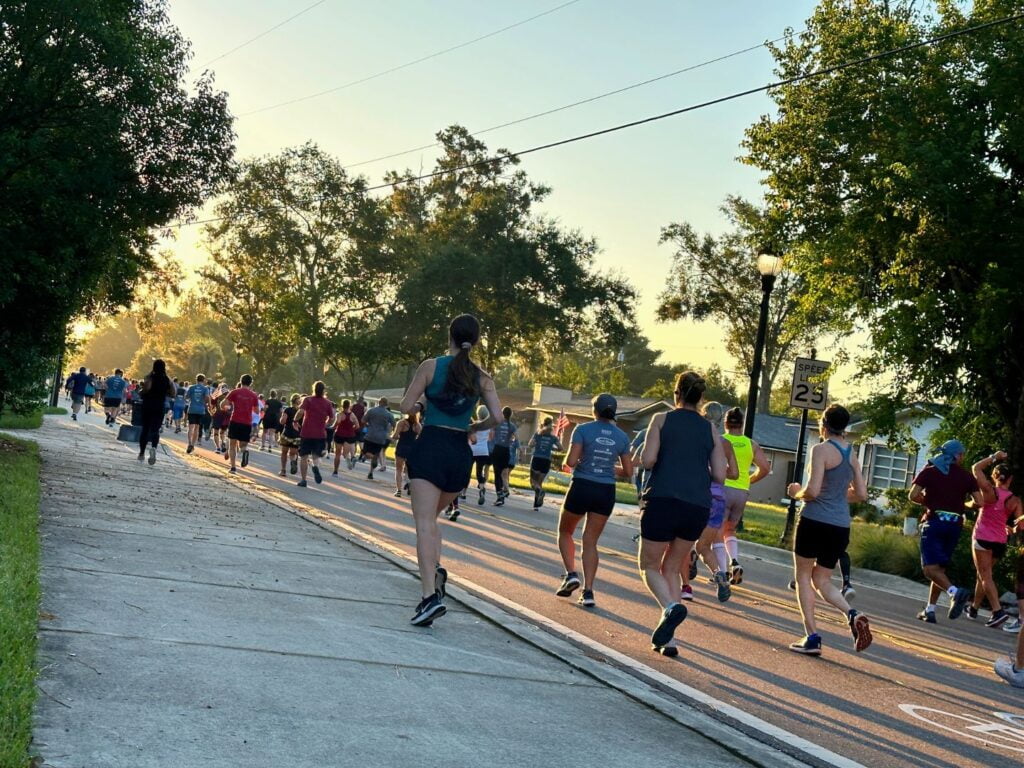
[136,420,1024,767]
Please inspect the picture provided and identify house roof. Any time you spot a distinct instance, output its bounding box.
[846,402,947,431]
[749,413,803,453]
[526,397,671,420]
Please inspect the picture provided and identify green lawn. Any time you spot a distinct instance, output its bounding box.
[0,406,67,430]
[0,437,41,768]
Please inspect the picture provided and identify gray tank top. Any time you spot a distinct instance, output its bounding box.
[801,439,854,528]
[642,409,714,509]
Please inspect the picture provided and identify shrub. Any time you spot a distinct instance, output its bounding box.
[882,486,920,519]
[849,524,923,580]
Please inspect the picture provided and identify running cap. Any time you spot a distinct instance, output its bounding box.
[592,393,617,419]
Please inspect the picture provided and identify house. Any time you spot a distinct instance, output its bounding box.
[843,403,945,493]
[522,385,673,446]
[745,413,804,504]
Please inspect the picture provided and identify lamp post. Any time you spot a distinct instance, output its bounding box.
[743,251,784,439]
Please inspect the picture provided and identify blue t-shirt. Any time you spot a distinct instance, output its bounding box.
[104,376,126,401]
[185,384,210,415]
[532,433,560,459]
[571,420,630,485]
[493,420,517,448]
[69,372,91,396]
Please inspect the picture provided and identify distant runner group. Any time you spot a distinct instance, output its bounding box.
[66,313,1023,685]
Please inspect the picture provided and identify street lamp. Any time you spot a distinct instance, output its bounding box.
[743,251,784,439]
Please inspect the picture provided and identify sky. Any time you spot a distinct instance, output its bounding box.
[162,0,865,398]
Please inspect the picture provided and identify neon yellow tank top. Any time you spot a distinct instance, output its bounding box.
[723,433,754,490]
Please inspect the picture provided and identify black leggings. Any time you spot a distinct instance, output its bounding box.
[139,410,163,451]
[473,456,490,485]
[839,550,851,584]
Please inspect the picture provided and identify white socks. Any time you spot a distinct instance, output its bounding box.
[712,542,730,573]
[725,536,739,561]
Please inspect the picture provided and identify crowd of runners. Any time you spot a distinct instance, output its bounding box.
[64,313,1024,686]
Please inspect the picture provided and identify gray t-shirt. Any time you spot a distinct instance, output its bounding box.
[364,406,395,444]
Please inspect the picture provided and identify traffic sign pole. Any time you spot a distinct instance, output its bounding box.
[779,348,822,548]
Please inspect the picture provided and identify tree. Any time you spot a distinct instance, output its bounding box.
[530,332,674,396]
[202,143,392,388]
[384,126,637,372]
[656,196,838,414]
[741,0,1024,473]
[73,315,143,374]
[642,364,740,405]
[0,0,234,412]
[128,298,237,381]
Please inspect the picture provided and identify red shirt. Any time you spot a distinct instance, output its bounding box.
[912,463,978,518]
[299,395,335,439]
[352,402,366,426]
[335,409,358,438]
[225,388,260,425]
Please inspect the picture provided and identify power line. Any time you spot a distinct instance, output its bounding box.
[237,0,584,117]
[197,0,331,69]
[343,33,793,171]
[175,11,1024,229]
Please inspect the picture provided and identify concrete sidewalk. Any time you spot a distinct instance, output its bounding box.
[24,412,769,768]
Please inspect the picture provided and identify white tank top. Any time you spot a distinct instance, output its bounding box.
[470,428,491,457]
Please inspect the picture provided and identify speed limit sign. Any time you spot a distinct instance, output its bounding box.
[790,357,830,411]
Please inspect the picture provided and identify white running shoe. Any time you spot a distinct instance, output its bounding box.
[994,656,1024,687]
[1003,617,1022,634]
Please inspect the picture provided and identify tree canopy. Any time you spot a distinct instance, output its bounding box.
[742,0,1024,467]
[0,0,234,411]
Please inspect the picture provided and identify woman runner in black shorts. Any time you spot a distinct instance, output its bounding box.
[400,314,502,626]
[392,409,422,498]
[278,394,302,477]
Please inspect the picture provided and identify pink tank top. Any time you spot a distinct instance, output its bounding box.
[974,487,1013,543]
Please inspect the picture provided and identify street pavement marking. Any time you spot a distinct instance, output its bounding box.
[899,704,1024,753]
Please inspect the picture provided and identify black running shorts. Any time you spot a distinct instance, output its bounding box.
[530,456,552,475]
[362,440,385,456]
[640,497,709,542]
[794,516,850,569]
[407,426,473,494]
[298,438,326,457]
[492,444,512,470]
[227,422,253,443]
[563,477,616,516]
[187,413,204,425]
[974,538,1007,560]
[102,397,121,408]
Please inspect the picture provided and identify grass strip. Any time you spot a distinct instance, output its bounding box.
[0,406,66,430]
[0,437,41,768]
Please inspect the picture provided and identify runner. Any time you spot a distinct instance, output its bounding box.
[631,427,648,499]
[556,393,633,610]
[331,399,360,474]
[787,404,873,656]
[636,372,725,655]
[222,375,259,474]
[200,381,216,442]
[682,401,738,603]
[968,451,1019,627]
[63,373,74,402]
[721,407,771,585]
[102,369,127,426]
[469,406,492,505]
[67,367,91,420]
[392,409,421,498]
[994,546,1024,687]
[909,439,983,623]
[295,381,335,487]
[400,314,501,626]
[83,373,95,414]
[261,390,284,452]
[184,375,211,454]
[527,417,562,511]
[491,407,517,506]
[172,381,186,433]
[361,397,395,481]
[352,396,367,458]
[137,360,175,466]
[94,374,107,409]
[278,394,302,477]
[251,393,264,447]
[211,383,230,452]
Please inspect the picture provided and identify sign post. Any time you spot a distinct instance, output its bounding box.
[779,350,830,547]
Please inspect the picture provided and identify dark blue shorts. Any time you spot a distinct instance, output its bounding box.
[407,426,472,494]
[919,516,963,567]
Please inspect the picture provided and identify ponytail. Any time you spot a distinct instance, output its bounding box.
[444,314,482,398]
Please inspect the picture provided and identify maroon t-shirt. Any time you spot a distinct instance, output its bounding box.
[298,395,335,439]
[225,388,259,425]
[912,463,978,519]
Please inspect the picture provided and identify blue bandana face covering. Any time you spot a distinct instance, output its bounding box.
[928,439,965,475]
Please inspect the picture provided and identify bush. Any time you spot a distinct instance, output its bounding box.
[849,524,924,580]
[882,486,919,519]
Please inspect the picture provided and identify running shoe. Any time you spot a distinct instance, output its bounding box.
[367,471,374,480]
[312,465,322,484]
[449,507,460,522]
[290,458,298,475]
[788,580,796,591]
[688,549,698,581]
[578,589,596,608]
[714,571,732,603]
[994,656,1024,688]
[652,644,680,657]
[849,610,873,652]
[986,609,1010,629]
[966,605,979,620]
[730,562,744,585]
[278,471,286,477]
[240,449,249,468]
[1003,618,1022,633]
[651,603,687,648]
[789,634,822,656]
[148,447,156,465]
[71,413,77,421]
[411,594,446,626]
[680,584,694,601]
[186,444,194,454]
[917,609,937,624]
[947,586,971,620]
[229,467,237,474]
[137,451,144,461]
[296,480,307,488]
[435,566,448,599]
[494,495,505,507]
[841,584,856,602]
[555,572,581,597]
[539,489,546,507]
[393,490,402,498]
[332,471,338,476]
[460,490,467,500]
[477,487,485,505]
[347,456,356,470]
